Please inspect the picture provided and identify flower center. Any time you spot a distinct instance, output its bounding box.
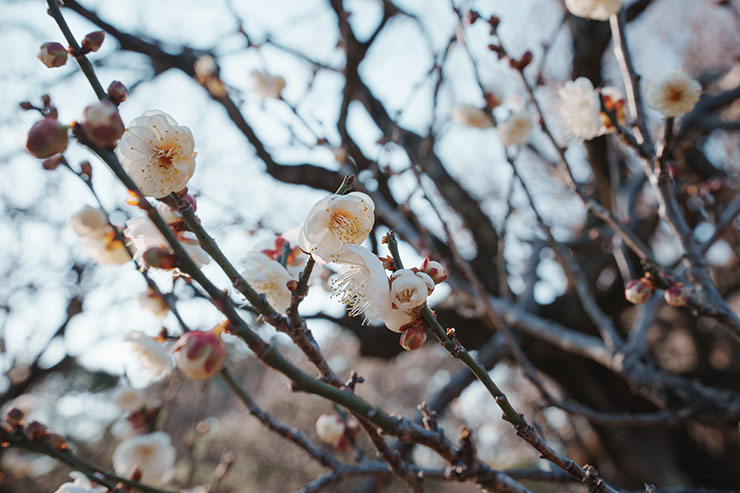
[667,86,684,103]
[395,288,415,304]
[153,142,180,169]
[329,209,362,242]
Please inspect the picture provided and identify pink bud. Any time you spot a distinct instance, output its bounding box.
[5,407,24,427]
[173,330,226,381]
[107,80,128,106]
[315,413,345,444]
[664,283,689,307]
[624,278,653,304]
[26,118,69,159]
[400,325,427,351]
[81,31,105,53]
[37,42,68,68]
[141,247,177,270]
[420,257,447,284]
[82,100,125,148]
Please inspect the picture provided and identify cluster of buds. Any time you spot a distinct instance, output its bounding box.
[3,408,68,452]
[173,323,227,381]
[315,413,360,451]
[625,273,690,308]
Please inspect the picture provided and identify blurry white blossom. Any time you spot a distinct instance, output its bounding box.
[498,110,533,147]
[451,105,494,129]
[138,288,170,318]
[112,432,176,486]
[69,206,131,265]
[53,472,105,493]
[124,215,210,269]
[117,111,196,198]
[648,71,702,117]
[558,77,603,140]
[315,413,345,444]
[250,71,286,100]
[113,387,146,412]
[299,192,375,263]
[565,0,621,20]
[241,253,295,314]
[125,331,174,380]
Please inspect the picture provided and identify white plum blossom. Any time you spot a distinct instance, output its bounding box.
[117,111,196,198]
[53,472,105,493]
[565,0,621,21]
[315,414,345,444]
[111,418,140,440]
[113,387,146,412]
[125,331,174,380]
[558,77,603,140]
[498,110,533,147]
[331,245,390,320]
[389,269,434,312]
[250,71,286,100]
[241,253,296,314]
[138,288,170,318]
[69,206,131,265]
[451,105,494,129]
[124,215,210,269]
[648,71,702,118]
[112,432,176,486]
[299,192,375,263]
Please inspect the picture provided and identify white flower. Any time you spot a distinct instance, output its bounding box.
[331,245,390,320]
[117,111,196,198]
[565,0,621,20]
[299,192,375,263]
[70,206,132,265]
[111,418,140,440]
[138,288,170,318]
[69,206,108,238]
[647,71,702,118]
[250,71,286,100]
[558,77,603,140]
[499,110,533,147]
[54,472,106,493]
[451,105,494,129]
[125,331,174,380]
[112,432,176,486]
[124,216,210,269]
[113,387,146,412]
[389,269,434,312]
[241,253,295,314]
[315,413,345,444]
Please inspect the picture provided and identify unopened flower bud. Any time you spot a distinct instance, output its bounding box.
[420,257,447,284]
[107,80,128,106]
[664,283,689,307]
[37,42,68,68]
[82,100,125,148]
[173,329,226,381]
[81,31,105,53]
[45,432,68,451]
[625,277,653,304]
[26,118,68,159]
[315,414,345,444]
[400,325,427,351]
[142,247,177,270]
[6,407,24,427]
[25,421,47,442]
[19,101,34,111]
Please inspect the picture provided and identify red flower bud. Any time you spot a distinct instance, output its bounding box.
[625,277,653,304]
[173,329,226,381]
[420,257,447,284]
[81,31,105,53]
[26,118,69,159]
[142,247,177,270]
[82,100,125,148]
[400,325,427,351]
[107,80,128,106]
[37,42,68,68]
[5,407,24,427]
[25,421,47,442]
[45,432,68,451]
[664,283,689,307]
